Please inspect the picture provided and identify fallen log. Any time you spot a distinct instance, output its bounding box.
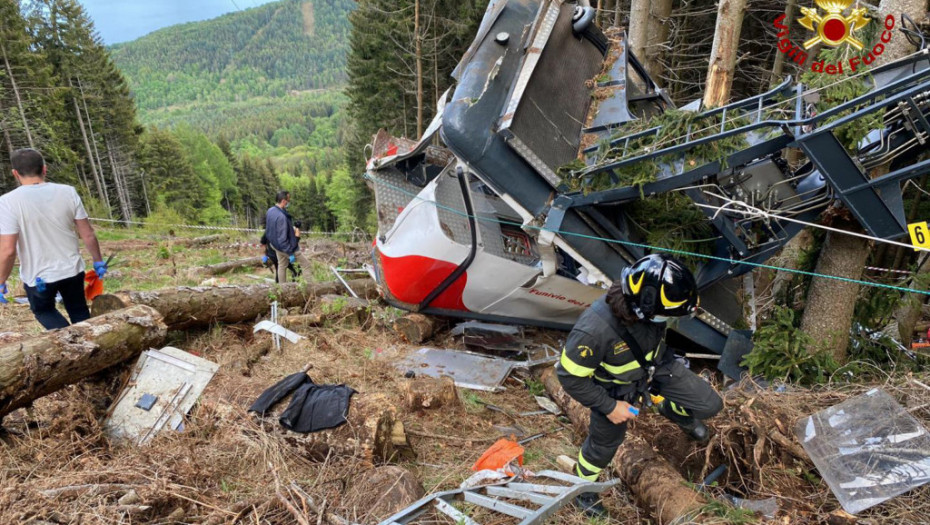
[187,256,264,278]
[392,314,435,344]
[179,234,225,246]
[91,279,378,330]
[280,314,324,330]
[0,305,167,420]
[538,367,708,524]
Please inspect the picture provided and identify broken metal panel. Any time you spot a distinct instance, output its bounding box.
[452,321,526,352]
[105,347,219,445]
[499,2,606,187]
[797,389,930,514]
[254,320,304,344]
[397,348,515,392]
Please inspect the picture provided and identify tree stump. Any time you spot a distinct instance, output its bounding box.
[402,376,459,410]
[392,314,435,344]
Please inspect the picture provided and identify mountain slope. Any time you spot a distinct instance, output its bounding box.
[110,0,353,112]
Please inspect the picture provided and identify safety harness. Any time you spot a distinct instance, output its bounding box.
[590,300,658,407]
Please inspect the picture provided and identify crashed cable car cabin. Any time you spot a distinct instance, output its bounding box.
[364,0,930,355]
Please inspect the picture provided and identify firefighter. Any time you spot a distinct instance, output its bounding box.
[557,254,723,517]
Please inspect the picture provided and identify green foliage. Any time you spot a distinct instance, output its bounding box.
[143,202,187,234]
[800,47,880,151]
[156,245,171,260]
[110,0,354,111]
[697,500,759,524]
[325,167,363,232]
[525,379,546,397]
[742,306,839,384]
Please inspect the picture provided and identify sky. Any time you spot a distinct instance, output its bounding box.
[78,0,279,44]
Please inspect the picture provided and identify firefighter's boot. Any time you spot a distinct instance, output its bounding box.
[658,400,710,443]
[573,491,608,518]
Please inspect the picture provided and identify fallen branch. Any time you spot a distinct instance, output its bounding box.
[187,256,265,278]
[405,428,497,443]
[39,483,137,499]
[270,463,312,525]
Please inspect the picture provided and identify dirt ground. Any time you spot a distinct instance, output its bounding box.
[1,228,929,524]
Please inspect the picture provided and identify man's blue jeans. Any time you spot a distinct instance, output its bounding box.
[24,272,91,330]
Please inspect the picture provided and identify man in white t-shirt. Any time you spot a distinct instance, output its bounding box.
[0,149,107,329]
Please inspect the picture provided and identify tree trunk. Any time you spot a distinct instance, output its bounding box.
[80,77,111,214]
[770,0,798,85]
[91,279,378,330]
[392,313,435,344]
[402,376,459,410]
[800,0,926,360]
[644,0,673,84]
[70,78,109,215]
[703,0,747,108]
[0,97,15,157]
[414,0,423,138]
[800,224,871,362]
[894,253,930,343]
[537,368,708,524]
[627,0,650,72]
[0,40,33,148]
[0,305,167,420]
[186,256,265,279]
[613,0,623,27]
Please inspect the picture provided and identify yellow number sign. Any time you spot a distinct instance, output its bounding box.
[908,221,930,250]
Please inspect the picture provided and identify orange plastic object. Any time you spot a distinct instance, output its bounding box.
[84,269,104,301]
[472,438,524,474]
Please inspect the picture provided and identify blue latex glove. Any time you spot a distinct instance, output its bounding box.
[94,260,108,278]
[289,254,296,264]
[628,406,640,416]
[0,283,8,304]
[261,255,269,264]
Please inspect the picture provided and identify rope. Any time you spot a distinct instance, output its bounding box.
[691,191,930,254]
[89,217,370,240]
[365,173,930,297]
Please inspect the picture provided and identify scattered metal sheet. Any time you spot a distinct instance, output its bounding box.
[452,321,527,352]
[253,320,304,344]
[396,348,517,392]
[534,396,561,415]
[797,388,930,514]
[105,347,219,445]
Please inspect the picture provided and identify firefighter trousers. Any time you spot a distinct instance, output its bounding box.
[574,359,722,481]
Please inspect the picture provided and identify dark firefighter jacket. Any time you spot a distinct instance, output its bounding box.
[555,296,667,415]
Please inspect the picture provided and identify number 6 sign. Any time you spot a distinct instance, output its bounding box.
[908,221,930,250]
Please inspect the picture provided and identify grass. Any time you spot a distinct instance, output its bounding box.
[697,500,760,524]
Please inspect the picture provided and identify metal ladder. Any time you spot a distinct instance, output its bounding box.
[378,470,618,525]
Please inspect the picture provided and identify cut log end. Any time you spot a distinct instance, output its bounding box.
[402,375,459,411]
[392,314,435,344]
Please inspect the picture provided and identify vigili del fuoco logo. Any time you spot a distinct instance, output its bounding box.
[773,0,896,75]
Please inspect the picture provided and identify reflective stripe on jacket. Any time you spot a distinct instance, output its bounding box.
[555,296,666,414]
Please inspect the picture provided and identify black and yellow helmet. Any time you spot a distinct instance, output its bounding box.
[619,254,698,320]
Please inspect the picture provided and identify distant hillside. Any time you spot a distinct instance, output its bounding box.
[110,0,354,112]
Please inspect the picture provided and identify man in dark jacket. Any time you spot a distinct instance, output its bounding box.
[557,254,723,517]
[264,190,310,284]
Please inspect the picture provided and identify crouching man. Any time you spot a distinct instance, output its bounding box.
[557,254,723,517]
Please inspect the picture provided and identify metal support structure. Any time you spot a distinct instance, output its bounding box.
[378,470,618,525]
